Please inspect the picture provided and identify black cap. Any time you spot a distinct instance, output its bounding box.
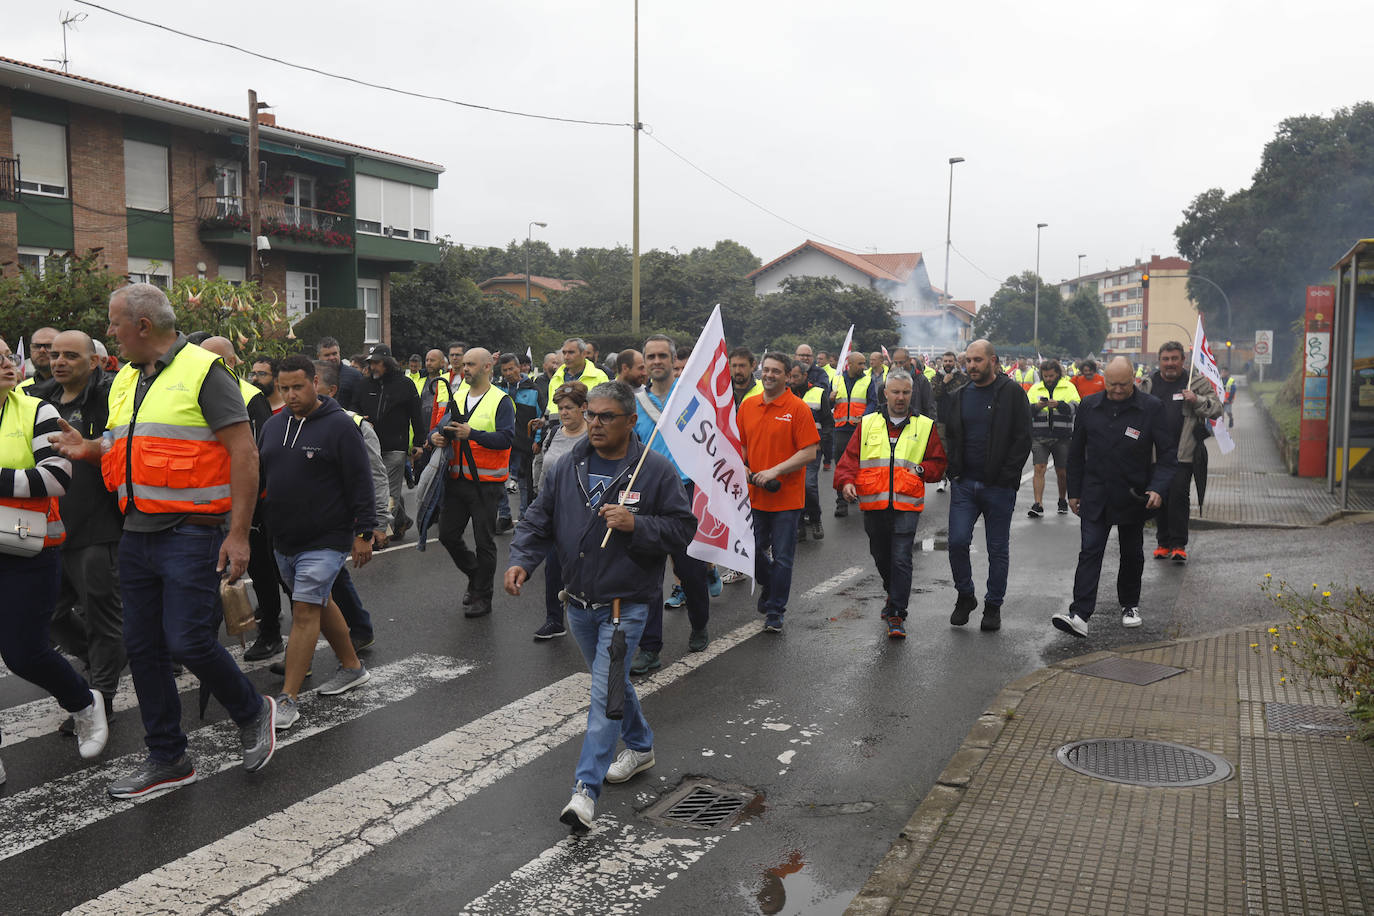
[367,345,392,361]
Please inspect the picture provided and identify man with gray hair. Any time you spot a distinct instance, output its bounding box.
[544,338,609,415]
[51,283,278,797]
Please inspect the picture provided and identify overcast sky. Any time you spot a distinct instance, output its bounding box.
[8,0,1368,305]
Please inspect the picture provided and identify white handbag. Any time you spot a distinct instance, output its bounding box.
[0,505,48,557]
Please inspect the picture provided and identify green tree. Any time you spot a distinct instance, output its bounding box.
[1175,102,1374,363]
[1061,285,1109,356]
[974,271,1068,351]
[747,275,899,354]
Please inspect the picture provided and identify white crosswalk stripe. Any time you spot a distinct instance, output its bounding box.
[0,654,473,864]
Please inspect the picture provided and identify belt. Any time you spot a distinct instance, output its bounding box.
[564,592,610,610]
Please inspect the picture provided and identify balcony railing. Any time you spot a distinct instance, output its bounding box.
[0,157,18,202]
[196,196,354,249]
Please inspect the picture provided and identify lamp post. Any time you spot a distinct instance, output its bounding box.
[942,157,964,309]
[1033,223,1048,348]
[525,221,547,304]
[1077,253,1086,280]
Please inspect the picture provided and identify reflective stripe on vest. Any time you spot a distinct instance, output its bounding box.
[102,343,234,516]
[545,363,609,413]
[854,412,933,512]
[0,390,66,546]
[803,386,824,430]
[833,374,871,427]
[447,387,512,482]
[1026,379,1081,431]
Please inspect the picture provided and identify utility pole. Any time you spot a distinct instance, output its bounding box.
[1033,223,1047,349]
[630,0,641,336]
[943,157,964,311]
[248,90,266,282]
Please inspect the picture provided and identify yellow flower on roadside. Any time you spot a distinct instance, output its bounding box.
[1265,573,1272,578]
[1279,677,1287,684]
[1268,627,1278,634]
[1322,591,1331,598]
[1249,643,1259,649]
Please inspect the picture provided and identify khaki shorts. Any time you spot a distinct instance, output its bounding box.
[1031,437,1069,467]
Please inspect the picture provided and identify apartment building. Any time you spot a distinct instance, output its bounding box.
[1057,254,1199,363]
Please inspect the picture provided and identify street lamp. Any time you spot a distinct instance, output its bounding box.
[1077,253,1086,280]
[943,157,964,309]
[525,221,547,305]
[1033,223,1048,348]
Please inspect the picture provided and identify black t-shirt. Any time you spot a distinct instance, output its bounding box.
[959,383,997,482]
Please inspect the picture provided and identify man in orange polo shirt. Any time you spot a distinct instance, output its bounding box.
[737,352,820,633]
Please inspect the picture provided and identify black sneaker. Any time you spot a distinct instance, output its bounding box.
[810,521,824,540]
[495,517,514,534]
[350,633,376,653]
[240,696,277,772]
[834,502,848,518]
[796,524,808,542]
[950,593,978,626]
[464,597,493,618]
[243,636,283,662]
[1057,499,1069,514]
[108,755,196,799]
[269,660,312,678]
[461,590,474,607]
[1027,503,1044,519]
[534,621,567,640]
[980,603,1002,632]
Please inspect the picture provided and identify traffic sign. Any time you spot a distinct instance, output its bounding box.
[1254,329,1273,365]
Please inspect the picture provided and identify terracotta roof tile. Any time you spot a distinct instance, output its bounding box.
[748,240,923,284]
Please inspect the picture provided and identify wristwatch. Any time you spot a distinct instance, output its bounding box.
[355,531,374,543]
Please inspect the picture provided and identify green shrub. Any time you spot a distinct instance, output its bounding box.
[293,307,365,356]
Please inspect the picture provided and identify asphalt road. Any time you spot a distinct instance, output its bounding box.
[2,468,1370,915]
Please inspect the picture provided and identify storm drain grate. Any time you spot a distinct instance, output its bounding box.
[644,780,758,830]
[1056,739,1233,787]
[1073,657,1186,686]
[1264,702,1358,737]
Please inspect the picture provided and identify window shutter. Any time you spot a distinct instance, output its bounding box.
[382,180,410,232]
[124,140,169,211]
[412,187,432,234]
[12,117,68,191]
[356,175,382,223]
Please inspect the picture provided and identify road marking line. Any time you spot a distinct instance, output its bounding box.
[801,565,864,599]
[0,639,325,750]
[460,816,720,915]
[66,622,771,915]
[1,654,472,865]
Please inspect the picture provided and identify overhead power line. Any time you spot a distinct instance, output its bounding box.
[70,0,631,128]
[950,242,1006,284]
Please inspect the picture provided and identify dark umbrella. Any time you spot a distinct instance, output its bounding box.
[605,599,626,720]
[1193,425,1211,515]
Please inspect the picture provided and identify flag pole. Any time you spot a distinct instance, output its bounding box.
[600,427,660,548]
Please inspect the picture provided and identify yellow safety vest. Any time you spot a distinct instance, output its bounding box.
[833,373,871,427]
[0,389,65,546]
[447,386,513,483]
[802,385,825,430]
[855,412,934,512]
[545,362,609,413]
[103,343,233,516]
[1025,378,1081,433]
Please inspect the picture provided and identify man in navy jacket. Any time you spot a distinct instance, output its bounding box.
[505,380,696,834]
[1053,358,1178,638]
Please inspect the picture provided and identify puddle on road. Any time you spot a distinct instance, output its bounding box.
[753,851,853,915]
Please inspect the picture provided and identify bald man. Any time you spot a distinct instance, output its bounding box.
[38,330,126,716]
[428,347,515,617]
[19,326,59,391]
[1053,358,1178,637]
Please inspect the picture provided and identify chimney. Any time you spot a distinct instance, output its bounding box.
[258,112,277,127]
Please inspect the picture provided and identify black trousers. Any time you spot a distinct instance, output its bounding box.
[1070,514,1144,618]
[833,424,858,508]
[439,477,502,599]
[1155,462,1194,549]
[821,425,834,465]
[247,520,289,641]
[641,481,710,653]
[50,541,125,699]
[863,508,920,616]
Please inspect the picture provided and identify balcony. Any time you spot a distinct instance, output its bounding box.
[0,157,17,202]
[197,196,354,253]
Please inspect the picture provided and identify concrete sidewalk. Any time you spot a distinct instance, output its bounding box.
[1193,383,1374,528]
[846,626,1374,915]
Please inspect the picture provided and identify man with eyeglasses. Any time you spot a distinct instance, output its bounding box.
[19,327,59,392]
[793,344,833,470]
[505,380,696,833]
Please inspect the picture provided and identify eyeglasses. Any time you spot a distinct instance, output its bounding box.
[31,342,53,350]
[584,410,628,424]
[1,353,21,367]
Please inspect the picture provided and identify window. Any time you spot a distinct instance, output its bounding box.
[17,246,69,278]
[215,160,242,216]
[412,187,432,241]
[124,139,169,212]
[1127,287,1141,300]
[219,265,246,286]
[286,271,321,321]
[12,117,68,197]
[284,173,316,227]
[358,280,381,343]
[127,257,171,288]
[382,181,410,238]
[356,177,435,241]
[356,175,382,234]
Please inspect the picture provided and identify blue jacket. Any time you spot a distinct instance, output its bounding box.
[508,436,696,607]
[1068,388,1178,524]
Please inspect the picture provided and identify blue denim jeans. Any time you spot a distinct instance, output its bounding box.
[497,451,533,521]
[121,525,265,763]
[567,601,653,800]
[753,508,801,617]
[332,566,374,641]
[947,479,1016,606]
[803,451,822,524]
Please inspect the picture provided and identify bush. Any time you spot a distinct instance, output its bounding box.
[1258,575,1373,740]
[293,306,365,356]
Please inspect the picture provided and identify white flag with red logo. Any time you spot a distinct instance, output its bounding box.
[652,304,755,583]
[1191,315,1235,455]
[837,324,855,369]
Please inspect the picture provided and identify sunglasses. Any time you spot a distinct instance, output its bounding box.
[584,410,628,424]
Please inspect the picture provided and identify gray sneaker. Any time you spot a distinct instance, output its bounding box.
[240,696,277,772]
[274,694,300,730]
[108,755,196,799]
[605,747,655,784]
[317,664,370,696]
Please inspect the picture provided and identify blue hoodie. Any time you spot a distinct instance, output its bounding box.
[259,396,377,555]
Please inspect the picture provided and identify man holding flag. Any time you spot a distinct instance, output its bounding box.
[1141,335,1224,564]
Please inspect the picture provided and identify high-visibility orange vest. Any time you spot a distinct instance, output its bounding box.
[102,343,233,516]
[447,386,512,483]
[833,373,871,427]
[0,390,66,547]
[855,411,933,513]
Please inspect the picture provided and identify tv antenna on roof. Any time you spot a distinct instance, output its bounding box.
[44,11,88,74]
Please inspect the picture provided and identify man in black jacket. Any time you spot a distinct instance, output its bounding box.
[317,337,362,411]
[505,380,696,834]
[1053,358,1178,637]
[941,339,1032,632]
[38,330,123,718]
[356,345,424,541]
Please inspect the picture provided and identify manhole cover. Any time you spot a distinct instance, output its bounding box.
[1265,702,1358,736]
[1073,657,1185,686]
[643,780,759,830]
[1056,739,1233,787]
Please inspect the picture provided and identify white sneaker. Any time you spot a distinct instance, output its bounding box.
[274,694,300,730]
[559,781,595,832]
[606,747,655,784]
[1121,606,1143,628]
[936,479,947,493]
[719,569,745,585]
[1051,611,1089,638]
[73,689,109,759]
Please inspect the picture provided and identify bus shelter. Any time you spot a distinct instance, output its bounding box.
[1328,239,1374,508]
